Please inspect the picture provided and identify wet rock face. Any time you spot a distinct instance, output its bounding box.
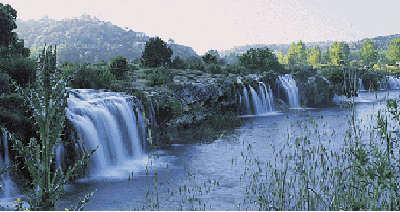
[168,83,226,105]
[155,82,238,128]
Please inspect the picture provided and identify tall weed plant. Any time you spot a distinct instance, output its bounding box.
[8,45,98,210]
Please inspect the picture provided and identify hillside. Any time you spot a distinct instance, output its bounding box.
[14,15,199,63]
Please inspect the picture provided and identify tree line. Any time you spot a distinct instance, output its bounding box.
[277,39,400,68]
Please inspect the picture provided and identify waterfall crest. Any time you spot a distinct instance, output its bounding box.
[65,89,146,178]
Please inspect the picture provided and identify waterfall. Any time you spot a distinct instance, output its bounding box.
[278,74,301,108]
[379,78,388,90]
[242,83,275,115]
[54,142,64,171]
[358,78,366,91]
[242,84,251,115]
[260,82,275,112]
[387,76,400,89]
[0,128,18,198]
[268,84,276,111]
[65,89,145,177]
[249,86,262,115]
[148,99,158,147]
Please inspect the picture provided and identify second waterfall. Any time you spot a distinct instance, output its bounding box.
[241,82,275,115]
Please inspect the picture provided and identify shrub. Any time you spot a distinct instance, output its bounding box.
[0,70,14,95]
[209,64,222,74]
[0,57,37,88]
[110,55,129,79]
[291,66,317,83]
[225,64,248,75]
[70,66,116,89]
[146,66,174,86]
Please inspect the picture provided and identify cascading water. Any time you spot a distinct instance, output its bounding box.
[0,128,18,198]
[147,98,158,147]
[242,84,251,115]
[249,86,263,115]
[386,76,400,89]
[65,89,146,178]
[278,74,301,108]
[358,78,366,91]
[242,83,275,115]
[54,142,65,171]
[260,82,275,112]
[379,78,388,90]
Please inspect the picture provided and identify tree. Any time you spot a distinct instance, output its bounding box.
[361,39,378,66]
[110,55,129,79]
[295,40,307,65]
[238,46,284,74]
[0,3,17,47]
[202,52,218,65]
[171,56,187,69]
[185,55,204,70]
[278,50,286,64]
[387,38,400,63]
[141,37,173,68]
[323,46,331,64]
[287,42,297,66]
[330,42,348,65]
[0,3,30,57]
[307,45,321,67]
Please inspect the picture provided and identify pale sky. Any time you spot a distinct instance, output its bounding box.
[4,0,400,55]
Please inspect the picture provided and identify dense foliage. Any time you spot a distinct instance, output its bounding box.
[238,46,285,74]
[202,52,218,65]
[146,66,175,86]
[171,56,188,69]
[109,55,129,79]
[361,39,378,66]
[69,65,116,89]
[0,57,37,87]
[141,37,173,68]
[0,3,30,58]
[388,38,400,63]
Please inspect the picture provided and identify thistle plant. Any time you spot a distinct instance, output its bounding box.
[10,44,98,210]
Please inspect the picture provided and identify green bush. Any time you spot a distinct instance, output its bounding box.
[291,66,317,83]
[225,64,249,75]
[208,64,222,74]
[0,71,14,95]
[0,57,37,88]
[110,55,129,79]
[70,66,116,89]
[259,70,279,89]
[146,66,174,86]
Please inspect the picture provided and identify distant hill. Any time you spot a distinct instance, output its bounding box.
[168,44,199,61]
[14,15,199,64]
